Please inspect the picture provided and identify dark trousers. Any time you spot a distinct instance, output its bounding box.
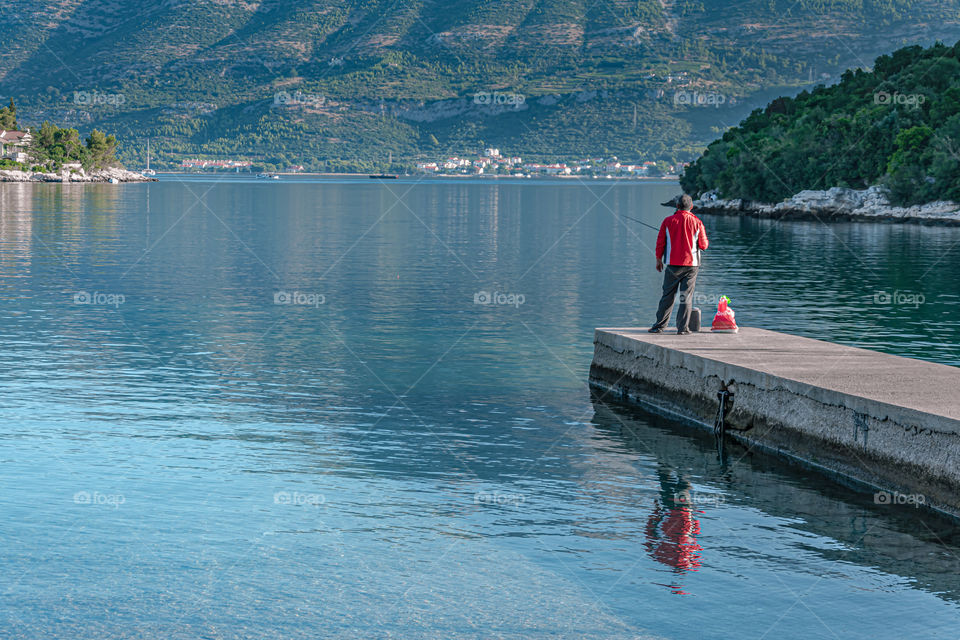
[653,266,699,331]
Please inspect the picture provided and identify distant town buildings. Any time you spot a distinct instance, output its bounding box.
[523,163,571,175]
[181,158,252,169]
[415,149,682,177]
[174,152,685,177]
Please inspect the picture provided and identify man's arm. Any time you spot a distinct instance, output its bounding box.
[655,220,667,271]
[698,220,709,251]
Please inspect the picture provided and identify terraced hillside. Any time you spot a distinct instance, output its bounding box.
[1,0,958,170]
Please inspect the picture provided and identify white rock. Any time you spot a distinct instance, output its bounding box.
[0,166,153,183]
[695,186,960,224]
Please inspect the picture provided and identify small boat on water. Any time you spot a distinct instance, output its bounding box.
[370,151,398,179]
[140,139,156,176]
[257,173,280,180]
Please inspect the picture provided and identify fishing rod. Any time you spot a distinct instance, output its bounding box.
[620,214,660,232]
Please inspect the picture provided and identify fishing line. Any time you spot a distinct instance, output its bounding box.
[620,215,660,232]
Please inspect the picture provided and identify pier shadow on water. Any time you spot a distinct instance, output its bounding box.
[588,389,960,606]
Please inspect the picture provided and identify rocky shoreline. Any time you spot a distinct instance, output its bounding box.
[690,186,960,226]
[0,167,155,183]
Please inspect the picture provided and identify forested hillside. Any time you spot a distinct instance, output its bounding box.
[680,40,960,205]
[0,0,958,169]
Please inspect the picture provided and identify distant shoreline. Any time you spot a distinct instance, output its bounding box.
[0,168,681,184]
[0,167,155,183]
[157,171,682,181]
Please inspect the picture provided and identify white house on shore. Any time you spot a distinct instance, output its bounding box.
[0,129,31,163]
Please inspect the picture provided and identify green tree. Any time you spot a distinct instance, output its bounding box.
[85,129,118,168]
[29,121,120,171]
[0,98,17,130]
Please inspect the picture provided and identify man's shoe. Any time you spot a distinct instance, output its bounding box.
[648,327,663,334]
[676,330,691,335]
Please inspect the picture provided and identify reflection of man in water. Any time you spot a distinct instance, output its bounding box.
[644,468,702,594]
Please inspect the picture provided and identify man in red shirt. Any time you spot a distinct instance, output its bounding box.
[649,195,709,335]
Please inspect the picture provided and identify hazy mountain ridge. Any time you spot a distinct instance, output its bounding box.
[0,0,958,169]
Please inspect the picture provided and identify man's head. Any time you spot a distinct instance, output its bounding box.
[680,195,694,211]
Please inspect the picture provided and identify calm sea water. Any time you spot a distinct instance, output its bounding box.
[1,176,958,639]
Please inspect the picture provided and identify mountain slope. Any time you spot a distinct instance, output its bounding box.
[1,0,959,169]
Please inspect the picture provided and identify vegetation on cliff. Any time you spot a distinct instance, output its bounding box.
[680,40,960,206]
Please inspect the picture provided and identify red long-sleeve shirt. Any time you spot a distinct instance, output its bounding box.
[656,209,709,266]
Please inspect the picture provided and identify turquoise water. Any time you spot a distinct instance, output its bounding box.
[1,176,958,638]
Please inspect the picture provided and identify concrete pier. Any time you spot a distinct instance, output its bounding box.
[589,327,960,516]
